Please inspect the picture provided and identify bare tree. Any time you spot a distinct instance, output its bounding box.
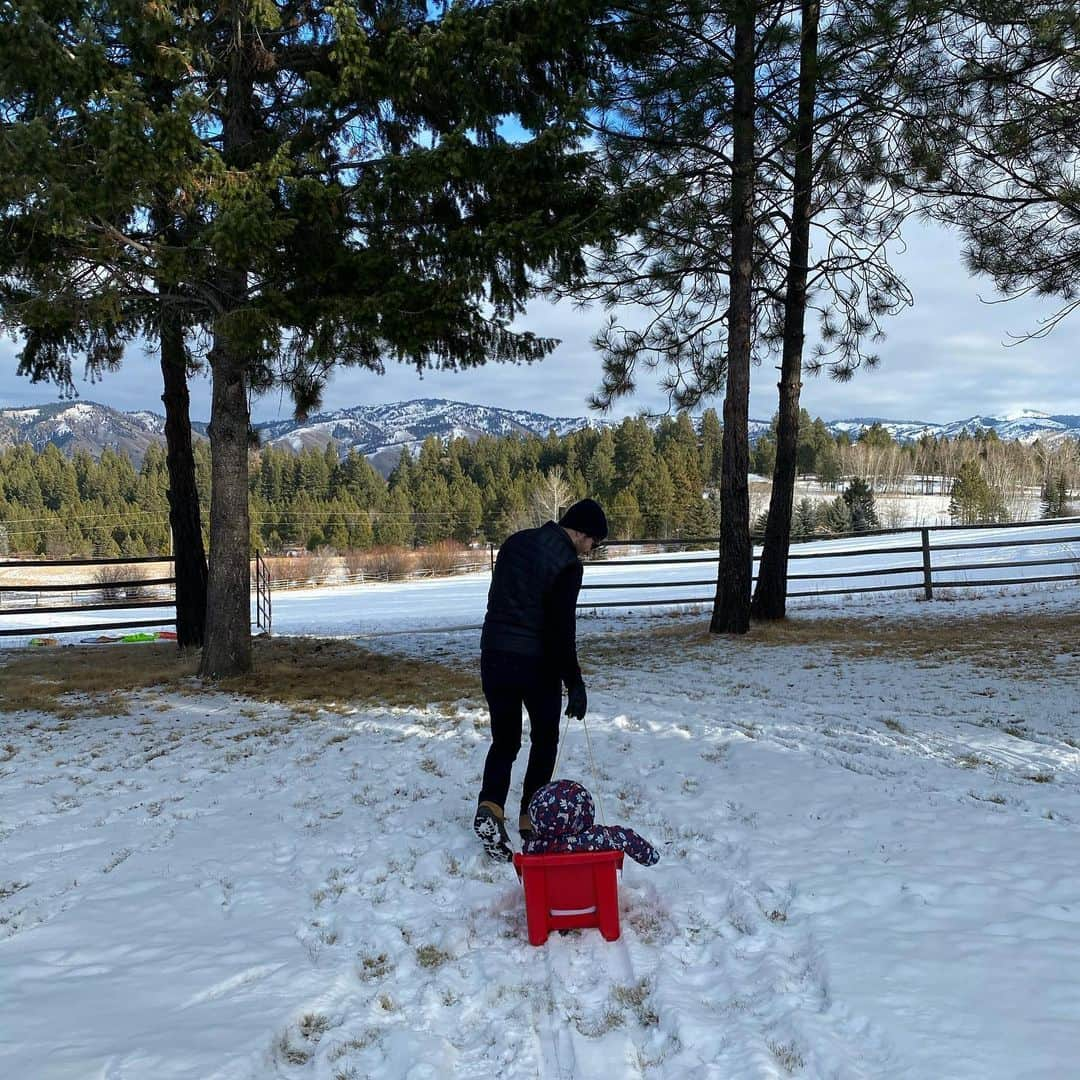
[528,468,574,526]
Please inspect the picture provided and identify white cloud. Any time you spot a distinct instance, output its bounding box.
[3,221,1079,425]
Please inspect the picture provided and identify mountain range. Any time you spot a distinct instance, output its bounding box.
[254,399,604,475]
[2,398,1078,473]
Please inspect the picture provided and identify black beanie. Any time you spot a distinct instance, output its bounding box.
[559,498,608,541]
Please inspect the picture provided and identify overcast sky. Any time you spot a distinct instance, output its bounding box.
[2,219,1076,425]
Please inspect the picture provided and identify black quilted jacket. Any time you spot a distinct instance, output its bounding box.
[480,521,583,686]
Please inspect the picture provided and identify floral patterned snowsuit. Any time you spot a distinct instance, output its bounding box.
[522,779,660,866]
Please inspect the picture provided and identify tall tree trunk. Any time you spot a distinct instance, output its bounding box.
[711,1,756,635]
[159,298,208,648]
[752,0,820,621]
[200,24,255,679]
[199,294,252,677]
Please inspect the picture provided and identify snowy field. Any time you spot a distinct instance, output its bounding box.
[3,520,1079,644]
[2,552,1080,1076]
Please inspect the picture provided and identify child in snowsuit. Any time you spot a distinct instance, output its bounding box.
[522,779,660,866]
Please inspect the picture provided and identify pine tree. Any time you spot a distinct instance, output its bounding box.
[815,438,842,488]
[858,423,896,450]
[699,409,723,486]
[639,457,677,538]
[3,0,644,676]
[821,496,853,534]
[297,448,332,503]
[613,417,655,481]
[793,497,820,537]
[842,478,880,532]
[566,2,926,628]
[752,433,778,477]
[608,489,642,540]
[374,487,414,549]
[0,3,211,646]
[413,473,453,546]
[948,460,1006,525]
[908,4,1080,335]
[340,450,384,509]
[584,430,618,503]
[346,508,376,551]
[1041,473,1070,519]
[449,475,484,545]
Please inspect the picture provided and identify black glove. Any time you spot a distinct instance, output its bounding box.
[565,680,587,719]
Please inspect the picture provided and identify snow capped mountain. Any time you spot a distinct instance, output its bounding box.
[2,398,1078,469]
[255,398,613,474]
[826,417,937,442]
[940,412,1079,443]
[259,397,604,445]
[830,411,1080,445]
[0,401,208,464]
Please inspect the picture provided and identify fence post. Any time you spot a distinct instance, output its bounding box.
[253,550,272,635]
[490,543,495,572]
[921,528,933,601]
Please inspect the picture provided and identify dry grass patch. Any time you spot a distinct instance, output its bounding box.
[0,643,195,718]
[588,609,1080,677]
[217,637,481,710]
[587,619,718,669]
[0,637,479,717]
[753,610,1080,674]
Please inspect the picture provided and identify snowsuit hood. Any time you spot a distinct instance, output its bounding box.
[529,779,594,839]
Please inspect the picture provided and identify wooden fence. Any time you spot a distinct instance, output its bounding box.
[2,517,1078,635]
[576,517,1080,608]
[0,555,177,637]
[0,554,275,639]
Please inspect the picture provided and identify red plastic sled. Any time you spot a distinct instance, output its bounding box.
[512,850,624,946]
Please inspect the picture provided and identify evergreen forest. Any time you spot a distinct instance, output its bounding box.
[0,412,1075,559]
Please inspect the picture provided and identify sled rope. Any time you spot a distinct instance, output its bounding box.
[581,713,606,826]
[552,710,606,826]
[551,712,571,780]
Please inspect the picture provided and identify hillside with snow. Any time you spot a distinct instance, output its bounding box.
[828,407,1080,444]
[254,398,613,475]
[0,402,208,464]
[2,398,1078,469]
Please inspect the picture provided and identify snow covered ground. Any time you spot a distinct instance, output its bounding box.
[2,567,1080,1077]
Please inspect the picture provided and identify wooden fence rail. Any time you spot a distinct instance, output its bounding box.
[2,516,1078,635]
[576,517,1080,609]
[0,555,177,637]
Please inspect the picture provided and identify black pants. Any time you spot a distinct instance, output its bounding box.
[478,649,561,817]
